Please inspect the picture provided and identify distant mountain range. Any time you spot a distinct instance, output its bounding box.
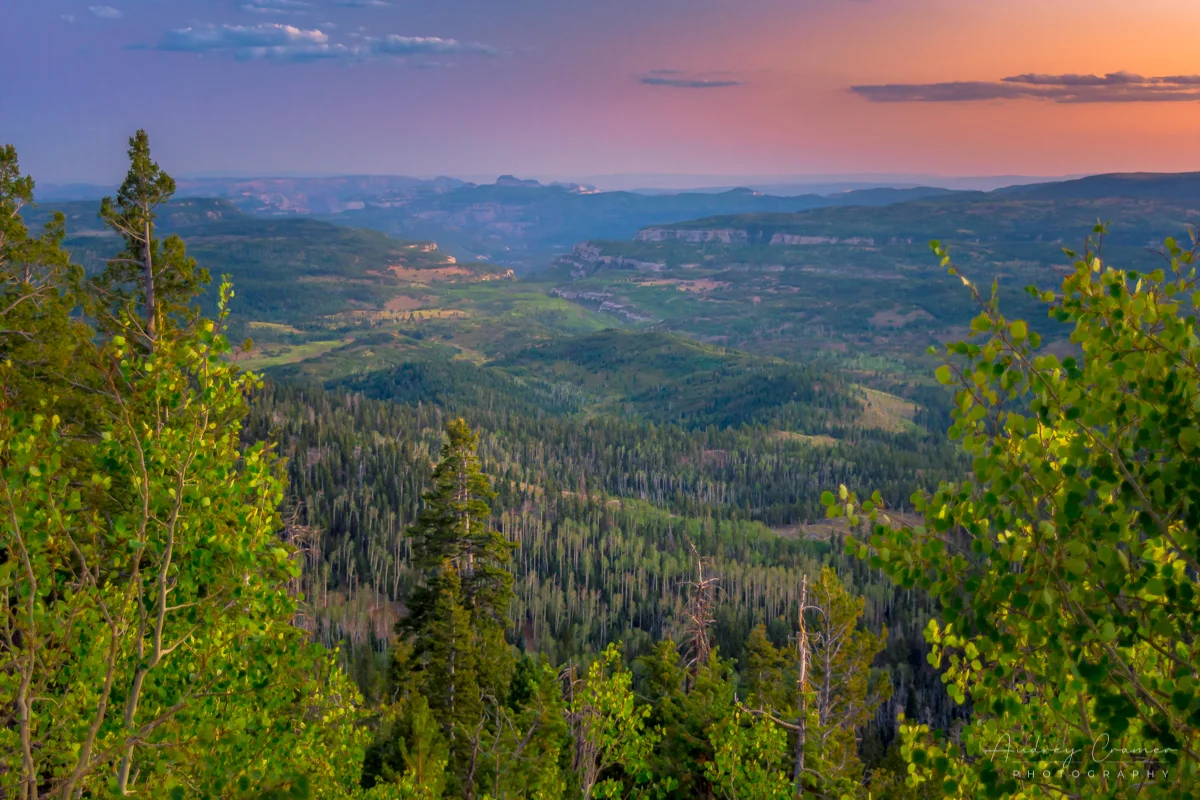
[26,167,1200,392]
[527,170,1200,363]
[623,171,1200,249]
[33,170,1200,275]
[570,172,1080,192]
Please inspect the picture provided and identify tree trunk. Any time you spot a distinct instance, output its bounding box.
[794,575,808,799]
[142,218,155,341]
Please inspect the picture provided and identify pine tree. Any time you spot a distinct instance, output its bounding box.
[0,144,93,437]
[741,625,792,712]
[361,693,450,797]
[401,417,515,634]
[97,129,207,345]
[384,418,517,797]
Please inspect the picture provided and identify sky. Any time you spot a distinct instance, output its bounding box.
[5,0,1200,185]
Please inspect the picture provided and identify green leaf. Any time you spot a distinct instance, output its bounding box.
[935,365,953,385]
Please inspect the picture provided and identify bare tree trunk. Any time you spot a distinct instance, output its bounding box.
[794,575,809,799]
[464,714,486,800]
[142,218,155,342]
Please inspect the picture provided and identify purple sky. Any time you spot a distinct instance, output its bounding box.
[6,0,1200,184]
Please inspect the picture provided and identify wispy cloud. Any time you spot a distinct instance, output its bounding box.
[851,72,1200,103]
[88,5,124,20]
[333,0,391,6]
[1002,71,1145,87]
[145,23,503,64]
[638,69,742,89]
[61,13,77,23]
[153,23,345,62]
[370,35,500,57]
[242,0,314,14]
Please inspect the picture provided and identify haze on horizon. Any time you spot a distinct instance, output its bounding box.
[5,0,1200,185]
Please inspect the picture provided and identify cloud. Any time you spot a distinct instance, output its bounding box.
[333,0,391,6]
[851,72,1200,103]
[243,0,313,14]
[61,13,76,23]
[146,23,503,64]
[638,69,742,89]
[850,81,1041,102]
[370,35,500,57]
[153,23,348,62]
[1002,71,1145,86]
[88,5,124,19]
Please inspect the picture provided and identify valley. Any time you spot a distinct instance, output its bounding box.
[15,158,1200,798]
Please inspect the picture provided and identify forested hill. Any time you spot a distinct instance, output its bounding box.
[245,376,965,736]
[991,169,1200,200]
[22,196,513,335]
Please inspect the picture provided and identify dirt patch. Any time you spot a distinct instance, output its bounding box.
[384,295,430,312]
[388,264,473,282]
[677,279,730,293]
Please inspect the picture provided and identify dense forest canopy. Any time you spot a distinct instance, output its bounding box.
[3,135,1198,799]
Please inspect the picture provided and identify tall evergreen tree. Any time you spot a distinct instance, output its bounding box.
[97,129,207,345]
[402,417,515,632]
[741,625,792,712]
[377,418,517,797]
[0,144,91,434]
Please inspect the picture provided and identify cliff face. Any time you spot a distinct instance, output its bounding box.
[556,242,667,278]
[634,226,882,246]
[549,288,653,322]
[634,227,748,244]
[769,233,875,246]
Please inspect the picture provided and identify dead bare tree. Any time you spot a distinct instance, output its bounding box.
[681,538,721,682]
[279,502,322,636]
[739,568,891,799]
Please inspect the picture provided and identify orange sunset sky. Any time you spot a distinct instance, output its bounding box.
[4,0,1200,182]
